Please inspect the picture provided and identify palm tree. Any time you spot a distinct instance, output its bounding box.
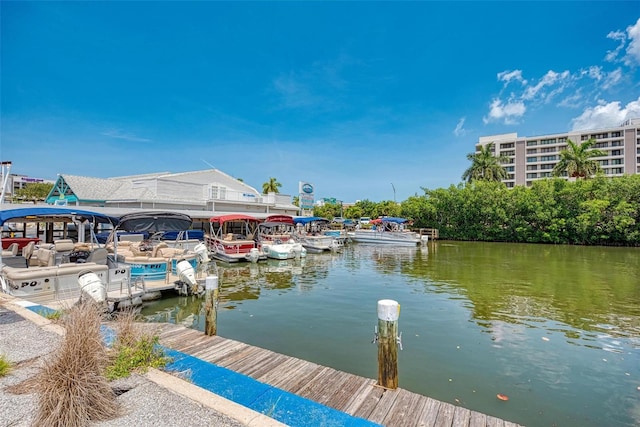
[262,177,282,194]
[461,142,509,183]
[552,138,607,179]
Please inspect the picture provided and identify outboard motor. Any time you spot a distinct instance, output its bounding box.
[176,259,197,288]
[78,271,107,304]
[247,248,260,263]
[193,242,210,263]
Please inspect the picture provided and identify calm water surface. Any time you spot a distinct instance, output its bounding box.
[141,241,640,427]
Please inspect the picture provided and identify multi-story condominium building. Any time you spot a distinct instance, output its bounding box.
[475,118,640,187]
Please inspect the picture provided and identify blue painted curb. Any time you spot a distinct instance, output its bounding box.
[24,304,381,427]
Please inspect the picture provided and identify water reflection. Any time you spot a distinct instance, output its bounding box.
[141,241,640,427]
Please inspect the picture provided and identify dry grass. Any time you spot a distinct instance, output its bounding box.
[32,301,120,427]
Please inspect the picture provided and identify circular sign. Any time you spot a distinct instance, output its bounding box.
[302,184,314,194]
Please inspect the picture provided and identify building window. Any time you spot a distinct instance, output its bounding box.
[599,160,609,166]
[611,140,623,147]
[558,137,567,143]
[541,147,556,153]
[581,135,589,141]
[527,157,537,163]
[500,142,515,149]
[611,149,623,156]
[209,185,227,199]
[527,173,537,179]
[506,182,514,188]
[541,138,556,145]
[540,155,556,161]
[505,166,514,172]
[594,142,608,148]
[502,150,515,156]
[527,148,537,154]
[540,172,552,178]
[526,140,538,146]
[540,163,554,170]
[612,131,621,137]
[611,158,623,165]
[526,165,538,171]
[611,167,624,174]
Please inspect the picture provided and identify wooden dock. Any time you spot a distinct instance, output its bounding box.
[153,323,523,427]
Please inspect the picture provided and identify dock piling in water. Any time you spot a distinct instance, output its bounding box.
[204,275,219,336]
[376,299,400,389]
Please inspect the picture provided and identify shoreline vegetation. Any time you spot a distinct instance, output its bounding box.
[315,175,640,247]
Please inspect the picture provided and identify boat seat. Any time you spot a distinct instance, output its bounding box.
[21,241,36,261]
[54,239,76,263]
[2,243,19,257]
[156,247,185,258]
[124,256,166,264]
[151,242,169,257]
[85,248,108,265]
[30,248,55,267]
[3,265,59,281]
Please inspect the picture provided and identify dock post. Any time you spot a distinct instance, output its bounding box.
[204,275,219,336]
[377,299,400,389]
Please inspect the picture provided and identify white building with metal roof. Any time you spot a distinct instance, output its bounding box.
[43,169,299,224]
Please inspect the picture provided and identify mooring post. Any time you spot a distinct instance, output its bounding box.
[204,275,219,336]
[377,299,400,389]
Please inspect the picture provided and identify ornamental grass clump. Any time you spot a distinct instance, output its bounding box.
[105,309,169,380]
[0,354,11,377]
[33,301,120,427]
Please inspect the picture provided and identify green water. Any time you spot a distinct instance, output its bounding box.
[141,241,640,427]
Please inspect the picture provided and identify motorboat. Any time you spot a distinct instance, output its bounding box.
[106,211,209,296]
[348,217,427,246]
[293,216,341,252]
[258,215,306,260]
[206,214,265,263]
[0,206,139,310]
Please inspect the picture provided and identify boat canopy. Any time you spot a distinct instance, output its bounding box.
[117,211,192,233]
[293,216,330,225]
[209,214,261,224]
[0,207,119,226]
[371,217,410,225]
[265,215,294,224]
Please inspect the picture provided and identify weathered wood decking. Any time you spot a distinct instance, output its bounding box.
[153,323,524,427]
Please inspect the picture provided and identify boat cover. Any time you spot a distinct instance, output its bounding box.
[293,216,330,225]
[0,207,119,226]
[210,214,261,224]
[371,217,410,225]
[265,215,294,224]
[117,211,192,232]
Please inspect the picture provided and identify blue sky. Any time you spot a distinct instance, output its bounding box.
[2,2,639,203]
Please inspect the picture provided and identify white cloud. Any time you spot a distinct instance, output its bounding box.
[602,68,623,90]
[497,70,527,86]
[522,70,571,101]
[483,98,526,125]
[101,129,151,142]
[625,17,640,66]
[605,30,627,62]
[570,96,640,131]
[453,117,466,136]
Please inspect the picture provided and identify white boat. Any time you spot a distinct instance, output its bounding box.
[258,215,306,260]
[293,216,340,253]
[348,217,426,246]
[106,211,210,297]
[206,214,265,263]
[0,206,140,310]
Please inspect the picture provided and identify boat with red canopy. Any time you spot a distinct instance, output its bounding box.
[206,214,265,263]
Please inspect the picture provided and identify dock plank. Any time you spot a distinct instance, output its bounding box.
[154,326,524,427]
